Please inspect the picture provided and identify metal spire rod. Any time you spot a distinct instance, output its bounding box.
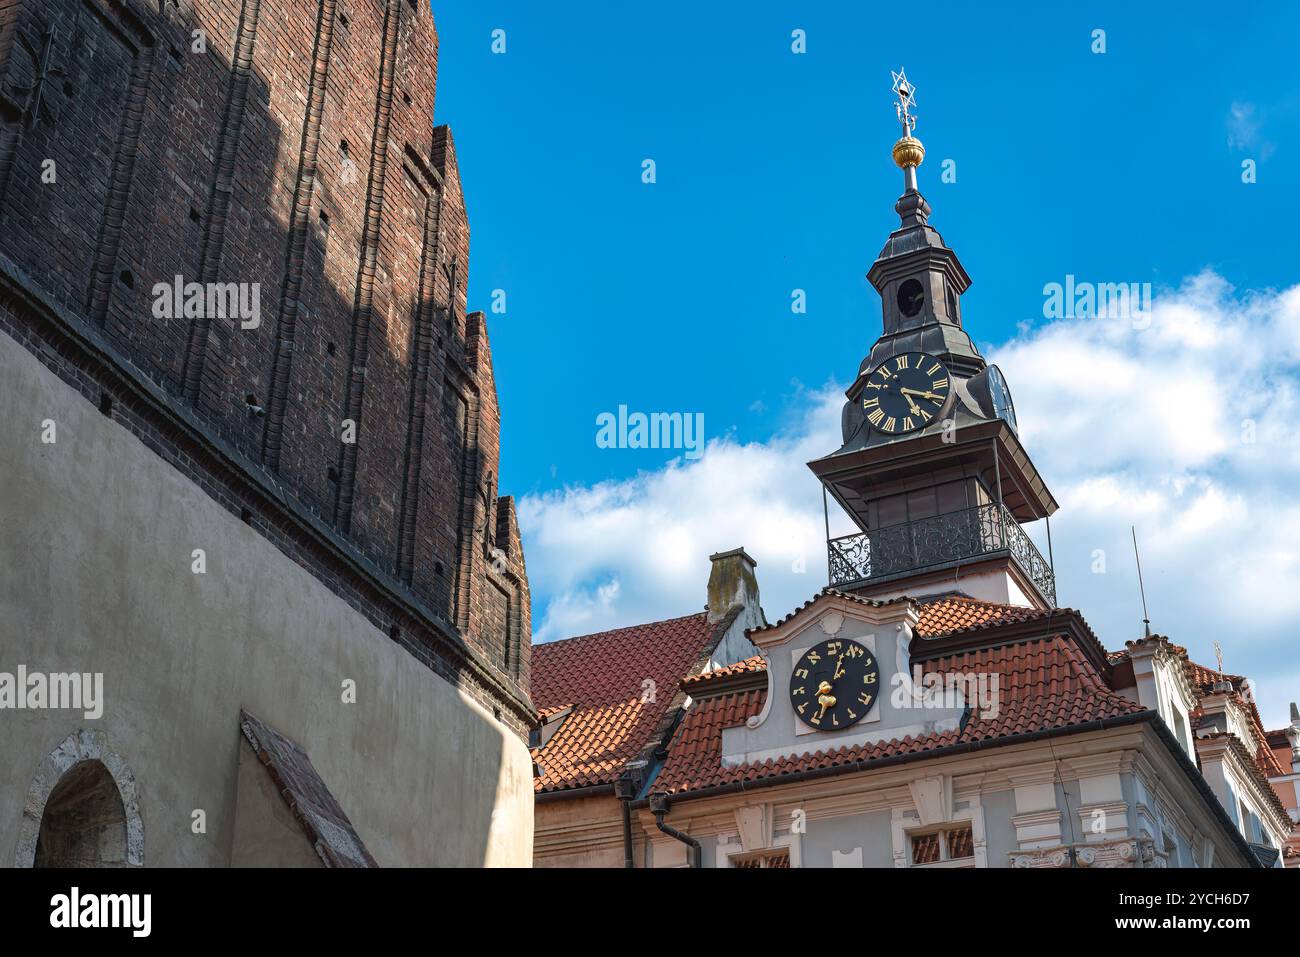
[1131,526,1152,638]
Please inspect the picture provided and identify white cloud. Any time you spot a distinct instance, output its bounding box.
[520,273,1300,728]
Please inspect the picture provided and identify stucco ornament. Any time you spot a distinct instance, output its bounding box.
[818,612,844,636]
[1009,838,1154,869]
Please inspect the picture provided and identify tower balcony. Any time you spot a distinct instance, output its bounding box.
[827,502,1056,606]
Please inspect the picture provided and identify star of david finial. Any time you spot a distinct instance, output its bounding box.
[891,68,917,136]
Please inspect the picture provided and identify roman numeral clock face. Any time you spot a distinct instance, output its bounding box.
[862,351,951,435]
[789,638,880,731]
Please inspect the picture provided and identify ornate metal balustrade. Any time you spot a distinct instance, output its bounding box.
[827,502,1056,605]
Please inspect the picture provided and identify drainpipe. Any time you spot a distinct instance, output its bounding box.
[613,775,636,869]
[649,792,701,868]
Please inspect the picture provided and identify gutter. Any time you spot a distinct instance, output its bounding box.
[648,792,701,868]
[534,782,614,804]
[630,709,1262,868]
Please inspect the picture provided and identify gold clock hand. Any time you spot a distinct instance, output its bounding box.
[832,652,847,680]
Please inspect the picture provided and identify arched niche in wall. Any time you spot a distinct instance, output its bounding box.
[14,729,144,867]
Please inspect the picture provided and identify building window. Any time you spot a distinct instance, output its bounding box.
[910,826,974,867]
[731,850,791,869]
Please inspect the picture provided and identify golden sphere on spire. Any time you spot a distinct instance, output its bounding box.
[892,135,925,170]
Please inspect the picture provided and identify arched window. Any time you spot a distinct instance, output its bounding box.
[34,760,129,867]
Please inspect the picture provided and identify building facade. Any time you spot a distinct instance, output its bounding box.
[0,0,534,866]
[530,73,1295,870]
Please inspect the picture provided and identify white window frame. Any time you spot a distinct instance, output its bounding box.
[891,794,988,868]
[905,825,977,868]
[716,831,802,869]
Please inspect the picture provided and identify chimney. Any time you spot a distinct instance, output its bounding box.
[707,548,760,624]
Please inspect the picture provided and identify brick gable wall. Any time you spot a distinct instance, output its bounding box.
[0,0,531,732]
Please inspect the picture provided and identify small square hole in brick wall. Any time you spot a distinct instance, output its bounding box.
[388,624,400,640]
[434,561,443,576]
[402,91,412,107]
[169,46,183,65]
[326,341,336,356]
[239,507,252,524]
[98,393,113,417]
[338,11,349,29]
[118,269,134,290]
[189,207,201,224]
[327,465,339,483]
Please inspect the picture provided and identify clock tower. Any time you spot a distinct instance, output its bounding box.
[809,70,1059,609]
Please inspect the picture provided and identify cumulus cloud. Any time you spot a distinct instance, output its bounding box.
[519,272,1300,727]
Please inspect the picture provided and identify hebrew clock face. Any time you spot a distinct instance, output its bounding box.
[789,638,880,731]
[862,351,951,435]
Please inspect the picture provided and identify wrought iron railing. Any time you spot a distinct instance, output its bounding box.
[827,502,1056,605]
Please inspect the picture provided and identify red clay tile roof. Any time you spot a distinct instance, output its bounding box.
[654,634,1146,795]
[531,611,732,793]
[1183,659,1286,779]
[915,595,1048,637]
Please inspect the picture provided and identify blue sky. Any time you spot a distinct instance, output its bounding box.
[433,0,1298,494]
[427,2,1300,725]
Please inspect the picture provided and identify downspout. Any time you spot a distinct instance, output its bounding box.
[649,792,701,868]
[613,775,636,869]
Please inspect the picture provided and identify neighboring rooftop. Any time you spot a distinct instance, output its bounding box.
[530,610,741,793]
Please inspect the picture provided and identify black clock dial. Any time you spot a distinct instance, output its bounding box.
[789,637,880,731]
[986,364,1018,433]
[861,351,951,435]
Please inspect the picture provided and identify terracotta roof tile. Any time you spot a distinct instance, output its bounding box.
[1182,658,1285,779]
[915,595,1051,637]
[654,635,1146,795]
[531,612,725,793]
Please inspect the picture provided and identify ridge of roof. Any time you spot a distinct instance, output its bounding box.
[746,587,912,639]
[533,609,710,652]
